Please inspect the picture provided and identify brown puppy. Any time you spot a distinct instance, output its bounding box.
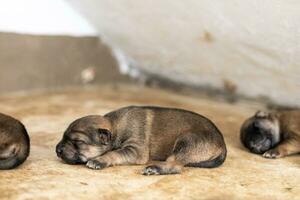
[0,113,30,169]
[56,106,227,175]
[241,110,300,158]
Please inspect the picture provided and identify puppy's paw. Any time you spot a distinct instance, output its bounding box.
[86,160,107,170]
[263,149,282,159]
[142,165,162,176]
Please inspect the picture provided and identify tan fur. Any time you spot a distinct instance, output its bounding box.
[266,110,300,158]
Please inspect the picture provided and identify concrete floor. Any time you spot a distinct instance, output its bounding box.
[0,84,299,200]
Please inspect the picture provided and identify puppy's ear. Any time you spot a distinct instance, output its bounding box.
[96,129,112,145]
[255,110,269,118]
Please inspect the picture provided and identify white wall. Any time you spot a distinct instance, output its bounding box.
[67,0,300,106]
[0,0,96,36]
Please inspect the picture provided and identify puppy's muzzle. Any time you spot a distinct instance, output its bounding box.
[249,138,271,154]
[55,141,83,164]
[56,142,63,158]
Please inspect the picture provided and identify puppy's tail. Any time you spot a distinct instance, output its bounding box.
[186,149,227,168]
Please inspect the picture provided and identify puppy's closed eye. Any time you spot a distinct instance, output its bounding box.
[73,140,86,147]
[75,140,85,145]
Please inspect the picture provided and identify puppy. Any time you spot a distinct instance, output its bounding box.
[0,113,30,169]
[241,110,300,158]
[56,106,227,175]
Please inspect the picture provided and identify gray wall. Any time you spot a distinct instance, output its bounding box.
[0,32,128,93]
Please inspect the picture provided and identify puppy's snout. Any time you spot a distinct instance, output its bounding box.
[56,142,63,157]
[249,141,258,149]
[56,148,62,156]
[249,141,262,154]
[248,135,271,154]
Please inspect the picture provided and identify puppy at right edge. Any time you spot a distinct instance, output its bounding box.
[240,110,300,158]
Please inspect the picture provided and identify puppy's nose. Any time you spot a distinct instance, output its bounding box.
[56,143,63,157]
[56,148,62,157]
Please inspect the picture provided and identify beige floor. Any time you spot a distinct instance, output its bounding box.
[0,84,299,200]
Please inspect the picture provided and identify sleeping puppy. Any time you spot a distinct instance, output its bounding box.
[0,113,30,169]
[240,110,300,158]
[56,106,227,175]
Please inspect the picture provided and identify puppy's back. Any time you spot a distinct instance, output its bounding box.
[105,106,226,161]
[106,105,223,139]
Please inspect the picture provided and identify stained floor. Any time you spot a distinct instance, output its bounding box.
[0,84,299,200]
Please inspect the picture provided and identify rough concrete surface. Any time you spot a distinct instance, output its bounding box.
[0,84,299,200]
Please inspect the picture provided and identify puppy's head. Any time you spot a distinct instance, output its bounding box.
[240,111,280,154]
[56,115,112,164]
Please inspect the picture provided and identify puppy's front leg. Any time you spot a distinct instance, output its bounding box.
[263,135,300,159]
[86,145,146,170]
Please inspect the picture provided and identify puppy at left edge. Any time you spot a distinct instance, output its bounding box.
[0,113,30,169]
[56,106,227,175]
